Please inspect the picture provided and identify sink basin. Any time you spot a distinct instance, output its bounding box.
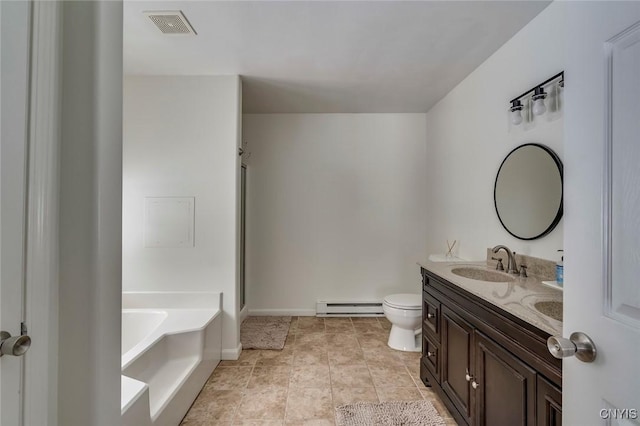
[451,267,514,283]
[534,301,563,321]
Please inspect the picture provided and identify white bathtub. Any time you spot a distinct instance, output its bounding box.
[121,292,222,426]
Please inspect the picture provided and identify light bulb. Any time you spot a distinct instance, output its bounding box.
[509,99,523,125]
[510,109,523,125]
[531,86,547,116]
[532,98,546,116]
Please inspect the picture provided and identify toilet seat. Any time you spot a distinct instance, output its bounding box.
[383,293,421,310]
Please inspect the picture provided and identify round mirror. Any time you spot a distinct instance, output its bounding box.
[494,143,563,240]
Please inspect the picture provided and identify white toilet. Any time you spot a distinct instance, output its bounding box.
[382,293,422,352]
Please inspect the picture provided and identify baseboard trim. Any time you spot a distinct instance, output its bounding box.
[240,305,249,323]
[248,309,316,317]
[221,343,242,361]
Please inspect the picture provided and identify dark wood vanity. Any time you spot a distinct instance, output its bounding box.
[420,267,562,426]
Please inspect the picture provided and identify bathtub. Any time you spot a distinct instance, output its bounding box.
[121,292,222,426]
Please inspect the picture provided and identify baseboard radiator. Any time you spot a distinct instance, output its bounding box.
[316,300,384,317]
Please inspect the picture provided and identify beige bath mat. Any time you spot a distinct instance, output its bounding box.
[335,400,445,426]
[240,316,291,350]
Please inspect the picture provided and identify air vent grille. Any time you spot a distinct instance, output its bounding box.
[144,11,196,35]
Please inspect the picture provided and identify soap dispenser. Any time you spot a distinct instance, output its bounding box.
[556,250,564,286]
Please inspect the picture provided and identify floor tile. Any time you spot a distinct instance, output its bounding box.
[235,388,288,420]
[350,317,380,324]
[396,350,422,365]
[330,364,374,388]
[295,332,327,348]
[353,322,384,335]
[368,364,416,387]
[296,317,325,334]
[325,333,360,350]
[378,317,393,330]
[255,349,294,366]
[293,349,329,366]
[331,387,379,406]
[220,350,261,367]
[285,417,335,425]
[285,387,333,420]
[324,318,354,334]
[183,316,453,425]
[233,420,284,426]
[206,366,253,390]
[247,366,291,389]
[290,364,331,388]
[376,386,423,402]
[362,347,404,367]
[327,348,366,367]
[356,334,389,350]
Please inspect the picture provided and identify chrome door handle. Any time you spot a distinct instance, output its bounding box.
[547,332,596,363]
[0,331,31,357]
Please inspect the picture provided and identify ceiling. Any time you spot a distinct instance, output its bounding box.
[123,1,551,113]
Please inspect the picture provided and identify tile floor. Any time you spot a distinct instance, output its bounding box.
[181,316,457,425]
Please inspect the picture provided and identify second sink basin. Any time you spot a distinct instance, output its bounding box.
[451,267,515,283]
[534,301,563,321]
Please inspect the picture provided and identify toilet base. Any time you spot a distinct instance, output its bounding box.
[387,325,421,352]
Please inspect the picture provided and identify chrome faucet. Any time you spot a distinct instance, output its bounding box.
[492,245,519,274]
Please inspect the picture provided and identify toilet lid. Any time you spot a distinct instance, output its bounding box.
[383,293,421,309]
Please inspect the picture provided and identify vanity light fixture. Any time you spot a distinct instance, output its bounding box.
[509,71,563,125]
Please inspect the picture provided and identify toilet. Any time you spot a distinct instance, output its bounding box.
[382,293,422,352]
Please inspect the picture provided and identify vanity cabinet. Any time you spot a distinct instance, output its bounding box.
[420,268,562,426]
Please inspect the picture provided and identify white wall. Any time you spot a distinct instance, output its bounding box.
[123,75,242,357]
[425,2,564,261]
[243,114,427,314]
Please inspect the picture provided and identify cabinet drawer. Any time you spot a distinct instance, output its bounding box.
[423,291,441,341]
[422,334,440,383]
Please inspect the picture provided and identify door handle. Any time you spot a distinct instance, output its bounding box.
[547,331,596,363]
[0,331,31,357]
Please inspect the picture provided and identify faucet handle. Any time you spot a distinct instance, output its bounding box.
[491,257,504,271]
[519,265,528,278]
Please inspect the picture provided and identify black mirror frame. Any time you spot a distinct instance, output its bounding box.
[494,143,563,240]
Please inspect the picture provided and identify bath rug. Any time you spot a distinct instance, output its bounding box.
[241,316,291,350]
[335,400,445,426]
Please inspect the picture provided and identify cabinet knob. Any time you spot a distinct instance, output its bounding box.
[465,369,472,382]
[427,313,435,319]
[427,351,435,357]
[471,380,479,389]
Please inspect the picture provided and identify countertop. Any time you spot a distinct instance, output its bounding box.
[418,259,563,336]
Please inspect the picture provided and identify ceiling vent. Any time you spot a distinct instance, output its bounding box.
[144,10,197,35]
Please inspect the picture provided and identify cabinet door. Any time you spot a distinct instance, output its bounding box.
[441,305,474,424]
[474,331,536,426]
[537,376,562,426]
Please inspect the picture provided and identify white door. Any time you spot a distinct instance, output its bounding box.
[0,1,31,424]
[564,2,640,424]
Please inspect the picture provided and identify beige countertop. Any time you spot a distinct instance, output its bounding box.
[418,259,563,336]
